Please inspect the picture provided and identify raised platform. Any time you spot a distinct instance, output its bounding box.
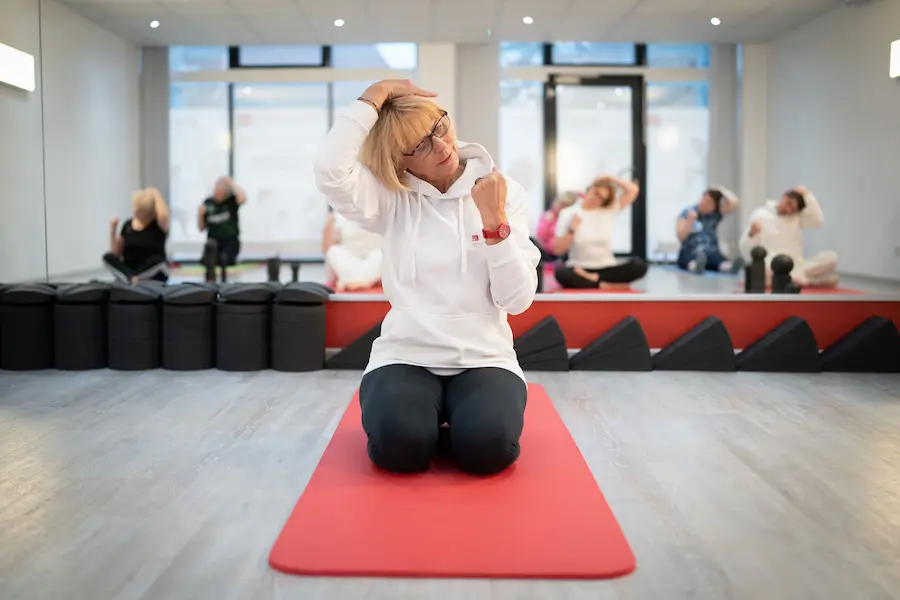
[325,292,900,351]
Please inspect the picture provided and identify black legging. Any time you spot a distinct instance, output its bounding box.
[359,364,527,475]
[554,257,648,289]
[102,253,169,283]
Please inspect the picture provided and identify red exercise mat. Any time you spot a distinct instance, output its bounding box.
[269,384,636,580]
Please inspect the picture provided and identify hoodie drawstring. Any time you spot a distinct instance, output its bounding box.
[458,198,467,275]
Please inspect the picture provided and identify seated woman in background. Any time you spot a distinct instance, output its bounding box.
[552,175,646,289]
[103,187,170,284]
[322,208,383,291]
[533,191,580,262]
[739,185,837,288]
[675,185,743,274]
[199,176,247,283]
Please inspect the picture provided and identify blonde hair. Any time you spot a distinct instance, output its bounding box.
[589,176,617,208]
[132,188,156,216]
[359,96,450,192]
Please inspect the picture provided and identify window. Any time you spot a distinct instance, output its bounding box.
[236,45,323,67]
[231,83,330,255]
[551,42,636,65]
[499,80,545,232]
[168,83,230,253]
[645,82,710,260]
[646,44,711,69]
[332,80,379,114]
[331,44,417,69]
[499,42,543,68]
[169,46,228,72]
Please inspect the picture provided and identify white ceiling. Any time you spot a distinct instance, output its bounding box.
[57,0,846,47]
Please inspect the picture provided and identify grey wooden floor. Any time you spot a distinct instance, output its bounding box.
[1,369,899,600]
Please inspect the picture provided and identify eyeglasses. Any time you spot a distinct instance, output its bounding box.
[403,112,450,159]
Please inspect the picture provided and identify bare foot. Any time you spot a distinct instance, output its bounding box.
[599,282,631,290]
[574,267,599,283]
[345,280,375,291]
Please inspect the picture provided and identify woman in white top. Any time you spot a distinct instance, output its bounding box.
[314,79,541,476]
[322,209,383,291]
[739,185,838,288]
[552,175,645,289]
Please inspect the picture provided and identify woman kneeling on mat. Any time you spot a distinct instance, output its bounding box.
[322,208,383,291]
[103,187,170,284]
[552,175,646,289]
[314,79,541,476]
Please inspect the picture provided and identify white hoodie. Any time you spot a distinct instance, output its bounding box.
[738,191,824,267]
[314,100,542,382]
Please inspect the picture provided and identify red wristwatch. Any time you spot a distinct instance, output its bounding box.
[482,223,511,240]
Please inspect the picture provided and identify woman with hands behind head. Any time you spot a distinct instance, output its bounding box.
[314,79,541,476]
[103,187,170,284]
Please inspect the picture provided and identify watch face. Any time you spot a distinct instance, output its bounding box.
[498,223,511,239]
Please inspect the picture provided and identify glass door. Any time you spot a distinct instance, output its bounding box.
[544,75,646,258]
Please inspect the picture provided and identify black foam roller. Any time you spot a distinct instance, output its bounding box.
[821,317,900,373]
[652,316,736,371]
[271,304,326,372]
[108,303,160,370]
[326,322,382,370]
[736,316,820,372]
[513,316,569,371]
[570,316,652,371]
[217,303,269,371]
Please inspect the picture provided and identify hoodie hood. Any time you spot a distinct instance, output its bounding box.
[399,142,495,282]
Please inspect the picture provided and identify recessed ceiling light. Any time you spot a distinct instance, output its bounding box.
[150,20,160,28]
[522,16,534,25]
[710,17,721,26]
[334,18,345,27]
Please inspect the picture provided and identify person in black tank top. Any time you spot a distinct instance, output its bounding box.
[103,187,171,284]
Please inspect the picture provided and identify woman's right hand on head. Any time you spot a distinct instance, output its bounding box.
[364,80,437,106]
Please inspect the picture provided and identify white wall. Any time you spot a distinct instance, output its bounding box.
[0,0,47,283]
[455,43,500,162]
[739,45,768,236]
[767,1,900,281]
[41,0,141,278]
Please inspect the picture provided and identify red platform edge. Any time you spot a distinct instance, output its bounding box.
[325,299,900,350]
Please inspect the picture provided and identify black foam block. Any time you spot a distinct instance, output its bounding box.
[277,282,331,305]
[162,304,215,370]
[736,316,820,372]
[569,316,651,371]
[0,285,56,370]
[54,283,109,370]
[217,303,269,371]
[652,316,736,371]
[513,316,569,371]
[108,285,161,370]
[271,304,326,372]
[820,317,900,373]
[326,322,382,370]
[218,282,275,304]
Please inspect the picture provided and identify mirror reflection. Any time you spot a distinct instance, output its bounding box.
[1,24,897,298]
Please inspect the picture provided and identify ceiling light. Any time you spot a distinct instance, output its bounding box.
[334,18,345,27]
[242,86,252,95]
[150,20,160,28]
[710,17,721,26]
[522,16,534,25]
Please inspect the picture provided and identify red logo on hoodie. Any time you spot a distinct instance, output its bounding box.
[471,234,479,243]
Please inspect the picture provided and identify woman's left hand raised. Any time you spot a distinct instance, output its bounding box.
[471,167,508,231]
